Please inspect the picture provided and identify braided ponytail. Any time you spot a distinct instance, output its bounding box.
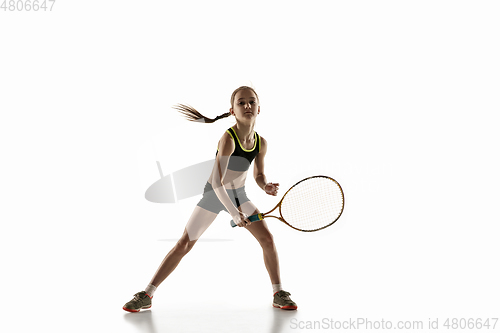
[174,86,259,124]
[173,104,231,123]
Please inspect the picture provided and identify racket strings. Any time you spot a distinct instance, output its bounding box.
[280,177,343,231]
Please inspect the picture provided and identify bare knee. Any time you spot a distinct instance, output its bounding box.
[258,233,275,250]
[173,237,196,256]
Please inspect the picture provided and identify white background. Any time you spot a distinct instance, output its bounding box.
[1,1,499,332]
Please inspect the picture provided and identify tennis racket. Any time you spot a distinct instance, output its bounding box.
[230,175,344,232]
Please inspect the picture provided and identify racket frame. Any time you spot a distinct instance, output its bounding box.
[231,175,344,232]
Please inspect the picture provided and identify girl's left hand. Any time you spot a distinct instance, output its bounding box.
[264,182,279,196]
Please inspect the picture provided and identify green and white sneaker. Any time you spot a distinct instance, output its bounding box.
[123,291,152,313]
[273,290,297,310]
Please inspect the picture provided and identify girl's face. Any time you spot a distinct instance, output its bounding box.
[230,89,260,122]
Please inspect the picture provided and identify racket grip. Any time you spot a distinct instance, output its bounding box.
[230,213,263,228]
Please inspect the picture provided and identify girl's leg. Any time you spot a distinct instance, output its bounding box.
[149,206,218,288]
[238,201,297,310]
[238,201,281,285]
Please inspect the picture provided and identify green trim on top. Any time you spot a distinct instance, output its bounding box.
[227,128,257,152]
[225,129,235,141]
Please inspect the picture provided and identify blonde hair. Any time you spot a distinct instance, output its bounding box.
[174,86,259,123]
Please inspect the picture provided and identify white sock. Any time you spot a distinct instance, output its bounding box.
[272,283,282,294]
[145,283,157,298]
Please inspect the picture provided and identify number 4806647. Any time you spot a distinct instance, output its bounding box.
[1,0,56,11]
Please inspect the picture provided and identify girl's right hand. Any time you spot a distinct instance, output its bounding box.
[233,211,251,227]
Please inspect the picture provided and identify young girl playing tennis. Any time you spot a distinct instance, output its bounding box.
[123,86,297,312]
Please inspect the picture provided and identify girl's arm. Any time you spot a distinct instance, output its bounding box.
[211,132,249,225]
[253,137,279,196]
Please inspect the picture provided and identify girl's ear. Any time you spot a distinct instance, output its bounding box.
[229,107,234,115]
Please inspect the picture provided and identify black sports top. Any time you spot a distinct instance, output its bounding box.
[216,127,261,172]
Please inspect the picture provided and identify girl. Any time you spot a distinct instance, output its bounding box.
[123,86,297,312]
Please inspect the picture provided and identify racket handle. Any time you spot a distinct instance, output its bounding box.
[230,213,263,228]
